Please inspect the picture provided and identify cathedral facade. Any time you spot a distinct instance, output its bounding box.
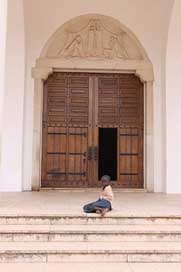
[0,0,180,193]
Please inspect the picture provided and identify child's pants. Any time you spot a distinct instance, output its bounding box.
[83,198,112,213]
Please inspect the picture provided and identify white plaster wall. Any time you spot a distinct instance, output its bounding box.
[0,0,25,191]
[166,0,181,193]
[23,0,173,192]
[0,0,7,181]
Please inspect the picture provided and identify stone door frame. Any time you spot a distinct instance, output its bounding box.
[32,61,154,191]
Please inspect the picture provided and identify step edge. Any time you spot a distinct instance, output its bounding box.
[1,230,181,234]
[1,249,181,254]
[1,215,181,219]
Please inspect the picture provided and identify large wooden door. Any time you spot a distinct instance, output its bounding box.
[41,73,92,188]
[41,72,144,188]
[96,74,144,188]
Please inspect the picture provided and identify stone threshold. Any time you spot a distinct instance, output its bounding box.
[39,188,148,193]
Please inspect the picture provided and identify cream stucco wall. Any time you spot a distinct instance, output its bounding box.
[23,0,174,192]
[0,0,7,179]
[166,0,181,193]
[0,0,25,191]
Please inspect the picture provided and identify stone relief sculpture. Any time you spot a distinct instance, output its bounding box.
[58,19,130,59]
[43,15,145,60]
[104,36,129,59]
[60,35,84,57]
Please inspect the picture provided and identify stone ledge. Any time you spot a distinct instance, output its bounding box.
[0,252,181,263]
[0,263,181,272]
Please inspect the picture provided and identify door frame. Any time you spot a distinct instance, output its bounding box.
[32,64,154,191]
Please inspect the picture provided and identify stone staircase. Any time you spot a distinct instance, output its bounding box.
[0,214,181,263]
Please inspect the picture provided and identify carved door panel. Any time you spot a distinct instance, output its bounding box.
[91,75,120,187]
[41,73,93,188]
[95,74,144,188]
[118,75,144,188]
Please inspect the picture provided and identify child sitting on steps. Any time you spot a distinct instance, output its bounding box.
[83,175,114,216]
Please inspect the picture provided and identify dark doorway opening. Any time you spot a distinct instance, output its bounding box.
[98,128,117,180]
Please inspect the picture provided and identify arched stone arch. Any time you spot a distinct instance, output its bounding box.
[32,14,154,191]
[40,14,149,60]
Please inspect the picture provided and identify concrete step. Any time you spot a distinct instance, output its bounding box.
[1,224,181,242]
[1,263,181,272]
[1,214,181,225]
[0,241,181,263]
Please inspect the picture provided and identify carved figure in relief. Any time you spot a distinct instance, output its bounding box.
[104,36,128,59]
[86,19,103,57]
[60,35,84,57]
[58,18,129,59]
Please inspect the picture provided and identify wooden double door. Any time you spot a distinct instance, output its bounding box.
[41,72,144,188]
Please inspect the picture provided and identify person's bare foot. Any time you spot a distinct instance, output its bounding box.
[100,208,109,217]
[95,207,103,214]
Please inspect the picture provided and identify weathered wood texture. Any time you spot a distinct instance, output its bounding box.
[41,73,143,188]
